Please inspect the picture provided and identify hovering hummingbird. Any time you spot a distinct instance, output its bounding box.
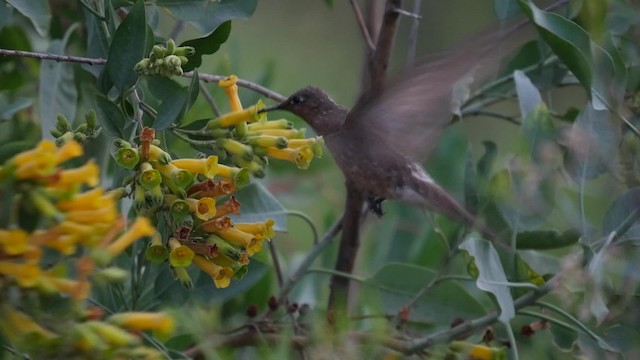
[262,26,525,239]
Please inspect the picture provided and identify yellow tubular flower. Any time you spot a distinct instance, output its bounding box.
[234,219,275,240]
[44,276,90,301]
[66,206,117,224]
[0,261,41,287]
[185,197,217,221]
[0,229,29,255]
[107,312,174,336]
[13,140,56,166]
[216,165,250,187]
[52,160,100,187]
[147,144,172,164]
[56,187,106,211]
[54,140,83,164]
[219,75,243,112]
[215,228,263,256]
[154,162,194,189]
[192,255,234,288]
[207,102,267,128]
[85,321,140,347]
[267,147,314,169]
[254,128,305,139]
[168,237,195,267]
[247,119,293,130]
[171,155,218,179]
[15,154,57,179]
[106,217,155,256]
[41,234,78,255]
[0,305,58,346]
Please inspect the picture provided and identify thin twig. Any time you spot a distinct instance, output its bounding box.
[368,0,402,94]
[186,72,287,102]
[462,110,521,125]
[268,240,284,288]
[0,48,107,65]
[198,81,221,117]
[406,0,423,68]
[349,0,376,53]
[277,214,343,302]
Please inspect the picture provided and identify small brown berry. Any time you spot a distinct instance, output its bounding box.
[246,304,258,318]
[268,296,279,311]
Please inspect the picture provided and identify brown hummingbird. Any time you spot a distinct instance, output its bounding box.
[261,26,528,239]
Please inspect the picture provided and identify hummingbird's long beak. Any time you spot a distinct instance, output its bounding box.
[258,103,284,114]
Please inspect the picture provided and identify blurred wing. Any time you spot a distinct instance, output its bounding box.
[344,21,532,161]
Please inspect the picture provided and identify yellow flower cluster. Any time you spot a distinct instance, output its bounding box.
[204,75,323,174]
[114,128,276,289]
[0,140,172,359]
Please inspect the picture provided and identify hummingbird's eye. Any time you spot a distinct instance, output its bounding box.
[290,95,304,105]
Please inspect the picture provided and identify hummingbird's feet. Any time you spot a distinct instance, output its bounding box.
[367,195,385,217]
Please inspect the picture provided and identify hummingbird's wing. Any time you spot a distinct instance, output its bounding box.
[343,22,530,162]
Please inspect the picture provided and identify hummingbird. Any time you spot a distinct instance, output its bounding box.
[261,26,526,239]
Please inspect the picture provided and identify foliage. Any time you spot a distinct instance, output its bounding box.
[1,0,640,359]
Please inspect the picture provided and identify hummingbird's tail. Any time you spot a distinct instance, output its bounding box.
[402,164,496,240]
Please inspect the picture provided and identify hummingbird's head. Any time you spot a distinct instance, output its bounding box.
[262,87,345,135]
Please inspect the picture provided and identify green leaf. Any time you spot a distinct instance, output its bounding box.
[564,103,619,182]
[514,70,542,120]
[0,95,31,120]
[159,0,256,34]
[369,263,487,324]
[459,237,514,322]
[602,188,640,245]
[153,69,199,130]
[5,0,51,37]
[515,229,580,250]
[145,76,183,100]
[39,24,78,140]
[0,141,34,164]
[94,94,126,138]
[107,0,146,91]
[154,88,188,130]
[191,258,269,303]
[179,21,232,72]
[82,6,110,78]
[0,1,14,29]
[518,0,618,110]
[230,182,287,232]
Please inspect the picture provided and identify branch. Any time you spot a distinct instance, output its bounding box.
[0,48,107,65]
[349,0,376,54]
[368,0,402,94]
[186,72,286,102]
[277,214,343,301]
[328,186,364,323]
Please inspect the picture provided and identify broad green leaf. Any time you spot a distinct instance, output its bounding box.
[0,95,31,120]
[107,0,146,91]
[519,0,622,111]
[5,0,51,37]
[369,263,487,324]
[153,69,199,130]
[477,141,497,180]
[515,229,580,250]
[145,75,183,100]
[82,6,110,77]
[0,140,34,164]
[39,25,78,140]
[154,88,188,130]
[564,103,619,182]
[94,94,126,138]
[159,0,256,34]
[514,70,542,120]
[230,181,287,232]
[180,21,232,72]
[0,1,14,29]
[601,188,640,244]
[459,237,514,322]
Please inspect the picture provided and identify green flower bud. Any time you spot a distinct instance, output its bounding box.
[138,162,162,190]
[75,123,88,133]
[152,45,166,59]
[165,55,182,68]
[56,113,72,131]
[92,267,129,283]
[205,235,243,262]
[55,131,75,147]
[133,184,147,212]
[134,58,151,72]
[50,128,63,138]
[113,139,133,149]
[217,138,253,161]
[177,55,189,65]
[85,110,98,131]
[174,46,195,56]
[73,132,87,143]
[248,135,288,149]
[166,38,176,55]
[145,233,169,264]
[233,265,248,280]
